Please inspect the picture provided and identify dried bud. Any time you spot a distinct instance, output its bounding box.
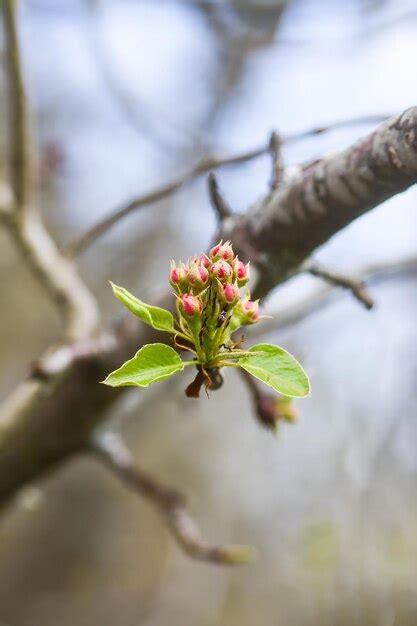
[209,240,234,263]
[235,260,250,287]
[187,263,209,293]
[180,294,202,317]
[220,282,239,305]
[254,394,298,431]
[211,260,233,283]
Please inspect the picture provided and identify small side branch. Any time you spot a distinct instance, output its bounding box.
[91,431,253,565]
[303,261,374,310]
[207,172,232,223]
[2,0,31,208]
[63,148,266,257]
[268,131,284,191]
[64,114,392,257]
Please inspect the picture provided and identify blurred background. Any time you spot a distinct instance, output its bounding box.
[1,0,417,624]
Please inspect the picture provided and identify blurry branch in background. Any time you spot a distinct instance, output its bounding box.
[63,146,266,257]
[84,0,203,155]
[268,131,284,191]
[2,0,31,209]
[92,431,253,565]
[1,0,99,343]
[239,368,298,432]
[207,172,233,223]
[250,254,417,338]
[64,112,393,257]
[301,259,374,310]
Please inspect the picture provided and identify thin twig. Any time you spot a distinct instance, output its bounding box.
[207,172,233,222]
[1,0,99,342]
[63,148,266,257]
[268,131,284,191]
[64,113,393,257]
[91,431,253,565]
[302,260,374,309]
[2,0,31,209]
[250,254,417,338]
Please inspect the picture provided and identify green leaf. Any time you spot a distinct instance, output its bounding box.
[238,343,310,397]
[110,282,175,333]
[102,343,184,388]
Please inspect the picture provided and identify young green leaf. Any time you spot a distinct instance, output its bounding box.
[238,343,310,397]
[110,282,175,333]
[102,343,184,388]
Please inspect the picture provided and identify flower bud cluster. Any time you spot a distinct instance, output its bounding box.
[170,241,259,361]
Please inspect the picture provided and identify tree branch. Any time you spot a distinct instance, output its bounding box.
[91,431,253,565]
[1,0,99,342]
[2,0,31,209]
[268,131,284,191]
[250,254,417,337]
[207,172,233,223]
[228,107,417,295]
[301,260,374,309]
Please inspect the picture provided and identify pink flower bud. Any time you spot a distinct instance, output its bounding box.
[243,299,259,323]
[187,263,209,293]
[211,260,232,282]
[169,262,187,291]
[233,297,259,325]
[221,282,239,305]
[220,241,234,262]
[200,254,211,269]
[235,260,250,287]
[180,294,202,316]
[209,240,235,263]
[209,241,223,260]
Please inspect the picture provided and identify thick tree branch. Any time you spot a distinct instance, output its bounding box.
[91,431,252,565]
[231,108,417,296]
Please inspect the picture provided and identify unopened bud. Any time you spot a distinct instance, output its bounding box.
[235,260,250,287]
[234,298,259,325]
[200,254,211,269]
[211,260,232,283]
[169,262,187,291]
[221,282,239,305]
[209,241,223,260]
[210,240,234,263]
[180,294,202,317]
[187,263,209,293]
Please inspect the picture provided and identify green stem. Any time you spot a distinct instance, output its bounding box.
[215,350,254,359]
[173,330,193,342]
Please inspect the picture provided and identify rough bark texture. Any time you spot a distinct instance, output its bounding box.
[1,108,417,505]
[230,108,417,294]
